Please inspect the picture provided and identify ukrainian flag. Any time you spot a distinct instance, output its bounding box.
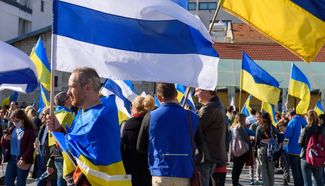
[288,64,311,115]
[100,79,137,124]
[221,0,325,62]
[1,92,18,107]
[241,95,252,117]
[30,37,51,90]
[51,132,76,179]
[314,100,324,116]
[176,84,196,111]
[67,103,131,186]
[241,52,280,105]
[261,102,277,125]
[37,85,49,114]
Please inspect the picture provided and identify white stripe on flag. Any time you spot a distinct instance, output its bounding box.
[54,36,218,90]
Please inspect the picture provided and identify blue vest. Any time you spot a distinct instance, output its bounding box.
[148,103,199,178]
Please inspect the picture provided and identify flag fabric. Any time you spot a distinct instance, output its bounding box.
[53,0,219,90]
[241,52,280,105]
[261,102,277,125]
[241,95,252,117]
[29,37,51,90]
[314,100,324,116]
[1,92,18,107]
[176,84,196,111]
[288,64,311,115]
[221,0,325,62]
[66,103,131,185]
[37,85,49,114]
[154,95,161,107]
[0,41,38,93]
[51,131,76,178]
[100,79,137,123]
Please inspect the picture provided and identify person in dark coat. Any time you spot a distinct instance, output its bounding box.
[121,95,155,186]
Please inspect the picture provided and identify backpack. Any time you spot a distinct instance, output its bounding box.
[232,126,249,157]
[267,127,280,160]
[306,132,325,166]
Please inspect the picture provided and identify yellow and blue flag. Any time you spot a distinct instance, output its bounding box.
[176,84,195,111]
[100,79,137,124]
[261,102,277,125]
[37,85,49,113]
[51,131,77,178]
[241,95,252,117]
[67,103,131,185]
[314,100,324,116]
[1,92,18,107]
[221,0,325,62]
[30,37,51,90]
[288,64,311,115]
[241,52,280,105]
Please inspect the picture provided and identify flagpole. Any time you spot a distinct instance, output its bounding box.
[239,70,243,111]
[50,33,56,116]
[208,0,225,33]
[182,87,191,108]
[182,0,224,108]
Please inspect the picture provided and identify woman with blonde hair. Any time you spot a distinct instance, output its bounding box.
[299,109,325,186]
[1,109,36,186]
[121,95,154,186]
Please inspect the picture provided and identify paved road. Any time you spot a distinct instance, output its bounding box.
[0,163,295,186]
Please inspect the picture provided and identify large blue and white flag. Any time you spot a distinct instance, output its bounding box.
[100,79,137,123]
[0,41,38,93]
[53,0,219,90]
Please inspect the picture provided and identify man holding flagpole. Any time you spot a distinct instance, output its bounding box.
[47,67,130,186]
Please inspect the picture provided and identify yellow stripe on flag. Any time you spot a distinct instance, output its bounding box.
[222,0,325,62]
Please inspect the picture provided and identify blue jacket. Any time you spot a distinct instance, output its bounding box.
[148,103,199,178]
[284,115,306,155]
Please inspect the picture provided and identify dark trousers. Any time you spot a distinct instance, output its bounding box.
[232,153,248,186]
[288,155,303,186]
[212,172,226,186]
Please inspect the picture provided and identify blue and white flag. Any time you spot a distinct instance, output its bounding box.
[100,79,137,123]
[53,0,219,90]
[0,41,38,93]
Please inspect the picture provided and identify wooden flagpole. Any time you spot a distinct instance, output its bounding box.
[182,0,225,107]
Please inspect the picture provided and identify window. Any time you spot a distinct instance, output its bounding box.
[188,2,196,11]
[54,76,58,87]
[18,18,31,35]
[199,2,217,10]
[199,2,208,10]
[41,0,44,12]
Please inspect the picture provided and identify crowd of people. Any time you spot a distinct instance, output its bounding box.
[0,67,324,186]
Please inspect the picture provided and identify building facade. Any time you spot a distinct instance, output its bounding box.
[0,0,51,41]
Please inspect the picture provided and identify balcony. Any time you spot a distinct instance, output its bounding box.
[0,0,32,14]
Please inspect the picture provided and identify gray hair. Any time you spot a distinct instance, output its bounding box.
[71,67,101,91]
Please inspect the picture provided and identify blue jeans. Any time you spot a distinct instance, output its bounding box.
[5,155,30,186]
[300,159,323,186]
[55,158,67,186]
[199,162,215,186]
[288,155,303,186]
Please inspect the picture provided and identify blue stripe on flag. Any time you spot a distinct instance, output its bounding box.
[102,80,132,114]
[291,64,311,90]
[53,1,217,56]
[291,0,325,21]
[0,68,38,93]
[34,38,51,71]
[242,52,279,87]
